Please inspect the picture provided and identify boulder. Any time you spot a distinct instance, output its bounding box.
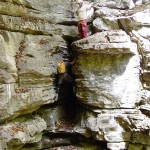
[84,109,150,148]
[72,30,143,108]
[119,9,150,31]
[93,9,150,32]
[93,17,120,31]
[96,0,135,9]
[95,7,125,17]
[0,115,46,150]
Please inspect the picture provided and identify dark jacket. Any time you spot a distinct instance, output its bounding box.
[56,61,75,100]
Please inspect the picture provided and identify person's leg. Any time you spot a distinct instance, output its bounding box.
[78,20,87,39]
[78,22,82,39]
[81,20,87,39]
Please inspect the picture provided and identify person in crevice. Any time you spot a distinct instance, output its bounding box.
[55,59,77,120]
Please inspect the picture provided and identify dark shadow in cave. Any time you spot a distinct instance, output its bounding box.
[22,132,109,150]
[55,60,78,122]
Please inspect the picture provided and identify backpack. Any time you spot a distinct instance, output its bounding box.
[57,61,66,74]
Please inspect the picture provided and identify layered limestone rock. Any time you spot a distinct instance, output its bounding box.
[0,115,47,150]
[0,30,69,123]
[72,30,142,108]
[0,0,150,150]
[71,30,150,149]
[0,14,77,37]
[0,0,77,23]
[93,7,150,32]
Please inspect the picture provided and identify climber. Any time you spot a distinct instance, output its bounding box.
[55,59,77,120]
[55,59,75,102]
[76,0,95,39]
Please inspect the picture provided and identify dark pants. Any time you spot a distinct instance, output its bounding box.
[56,73,77,120]
[56,73,74,100]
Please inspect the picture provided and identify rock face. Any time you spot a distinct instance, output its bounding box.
[72,30,142,108]
[0,0,150,150]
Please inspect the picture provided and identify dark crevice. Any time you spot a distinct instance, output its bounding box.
[55,67,78,122]
[62,35,79,44]
[25,54,35,58]
[118,19,126,31]
[22,133,108,150]
[57,21,77,26]
[0,27,51,36]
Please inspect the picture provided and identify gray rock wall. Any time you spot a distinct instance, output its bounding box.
[0,0,149,150]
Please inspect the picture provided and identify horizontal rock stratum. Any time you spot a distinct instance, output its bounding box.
[0,0,150,150]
